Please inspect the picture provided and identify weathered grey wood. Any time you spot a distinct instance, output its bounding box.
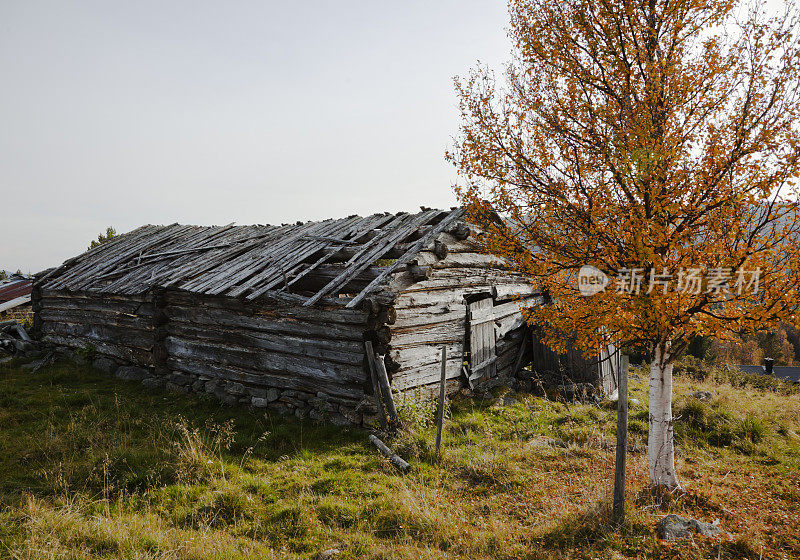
[166,355,364,402]
[158,226,288,291]
[346,209,465,309]
[495,312,525,339]
[435,346,447,454]
[369,435,410,471]
[39,309,153,330]
[469,355,497,379]
[301,234,357,244]
[496,344,521,377]
[69,225,198,292]
[492,284,539,301]
[13,324,31,342]
[0,295,31,313]
[39,295,154,314]
[174,224,298,292]
[305,211,439,306]
[415,252,506,269]
[468,298,496,388]
[183,222,316,295]
[41,333,153,365]
[92,234,238,281]
[392,356,463,390]
[165,321,364,352]
[42,322,153,349]
[164,289,365,323]
[40,289,152,304]
[228,215,384,299]
[392,305,466,329]
[365,341,389,431]
[164,306,366,341]
[491,297,541,320]
[231,216,375,298]
[286,264,385,293]
[373,353,400,427]
[166,337,365,384]
[167,322,365,365]
[395,287,492,309]
[32,209,559,407]
[613,355,630,525]
[389,342,463,371]
[280,215,398,294]
[42,225,159,289]
[390,320,467,347]
[256,213,398,298]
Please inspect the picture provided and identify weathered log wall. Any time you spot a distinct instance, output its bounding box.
[387,228,537,395]
[159,290,374,424]
[37,289,155,366]
[35,287,377,425]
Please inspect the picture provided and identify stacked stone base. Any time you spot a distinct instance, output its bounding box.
[86,353,375,427]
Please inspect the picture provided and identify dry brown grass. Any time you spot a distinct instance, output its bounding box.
[0,357,797,559]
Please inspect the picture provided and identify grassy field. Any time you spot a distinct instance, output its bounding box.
[0,356,798,559]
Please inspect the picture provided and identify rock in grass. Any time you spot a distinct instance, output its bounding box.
[689,390,713,401]
[317,547,341,559]
[141,377,166,391]
[93,357,118,375]
[115,366,149,382]
[658,514,723,540]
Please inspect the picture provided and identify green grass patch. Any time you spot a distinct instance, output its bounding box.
[0,355,798,559]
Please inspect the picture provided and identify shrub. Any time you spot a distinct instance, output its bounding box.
[395,389,449,430]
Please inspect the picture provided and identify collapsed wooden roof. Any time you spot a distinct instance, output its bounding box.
[37,208,466,308]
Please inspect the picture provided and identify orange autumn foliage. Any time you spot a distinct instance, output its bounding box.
[449,0,800,358]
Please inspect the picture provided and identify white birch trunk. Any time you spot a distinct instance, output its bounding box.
[648,343,681,489]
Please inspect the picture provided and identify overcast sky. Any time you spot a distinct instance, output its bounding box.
[0,0,510,273]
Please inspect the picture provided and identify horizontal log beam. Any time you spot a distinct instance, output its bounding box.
[166,337,365,385]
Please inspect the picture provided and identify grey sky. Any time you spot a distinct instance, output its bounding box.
[0,1,509,273]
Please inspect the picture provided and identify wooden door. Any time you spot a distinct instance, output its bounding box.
[468,297,497,388]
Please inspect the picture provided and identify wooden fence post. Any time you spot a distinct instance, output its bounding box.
[435,346,447,454]
[612,354,630,525]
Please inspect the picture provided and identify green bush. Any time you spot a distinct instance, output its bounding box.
[395,390,449,430]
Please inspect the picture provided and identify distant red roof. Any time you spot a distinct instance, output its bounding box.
[0,276,32,304]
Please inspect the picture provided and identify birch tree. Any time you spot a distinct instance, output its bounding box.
[449,0,800,488]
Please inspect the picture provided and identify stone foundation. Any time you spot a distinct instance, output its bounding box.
[76,352,377,428]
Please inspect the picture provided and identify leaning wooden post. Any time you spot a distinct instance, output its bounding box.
[435,346,447,454]
[369,434,410,471]
[374,352,401,427]
[364,341,389,431]
[612,354,630,525]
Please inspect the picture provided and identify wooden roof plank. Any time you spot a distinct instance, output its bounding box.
[38,209,468,306]
[223,217,367,298]
[302,210,439,306]
[346,208,465,308]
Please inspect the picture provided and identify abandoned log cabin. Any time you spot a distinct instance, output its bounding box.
[32,208,616,425]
